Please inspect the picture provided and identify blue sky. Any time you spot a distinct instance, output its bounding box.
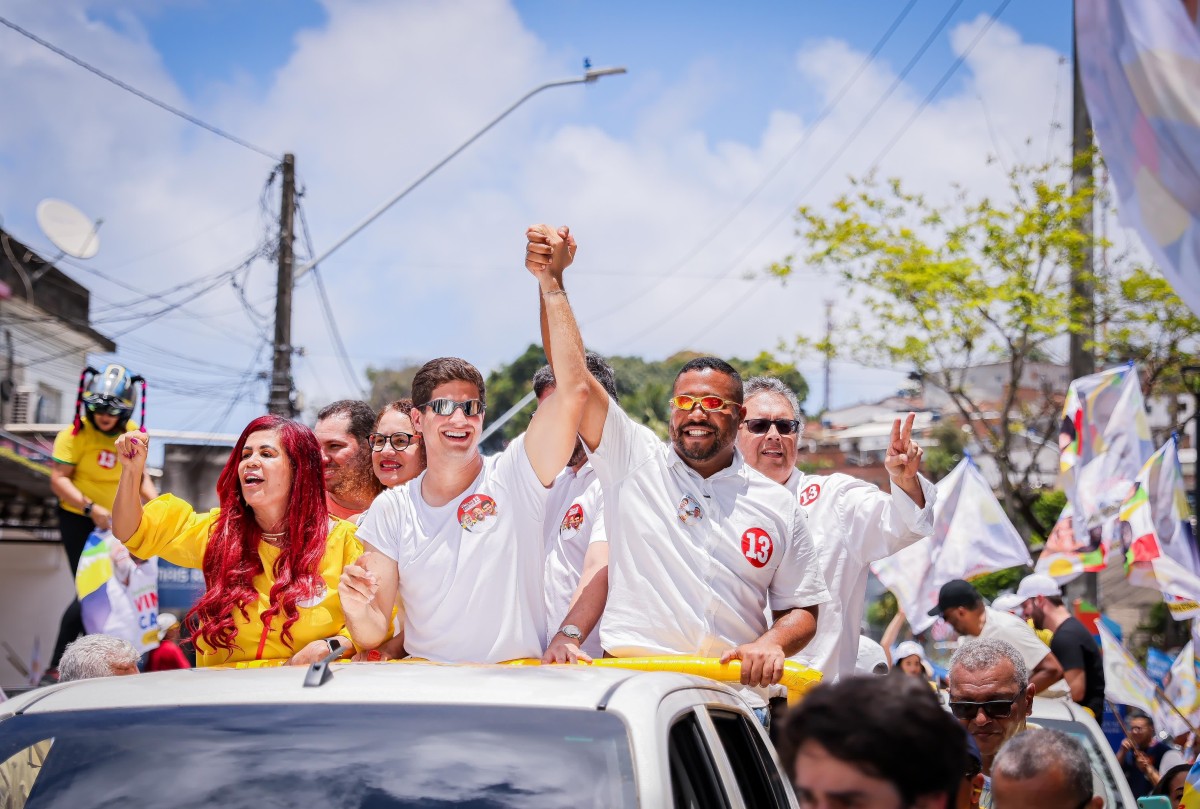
[0,0,1076,438]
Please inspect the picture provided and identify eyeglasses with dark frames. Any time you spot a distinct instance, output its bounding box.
[368,432,417,452]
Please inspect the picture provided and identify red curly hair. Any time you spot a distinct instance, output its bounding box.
[186,415,330,657]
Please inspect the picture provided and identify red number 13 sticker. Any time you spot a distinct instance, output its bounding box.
[741,528,774,568]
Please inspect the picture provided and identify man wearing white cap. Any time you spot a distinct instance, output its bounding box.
[990,594,1025,616]
[1017,573,1105,716]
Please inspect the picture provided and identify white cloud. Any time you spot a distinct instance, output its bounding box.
[0,2,1071,428]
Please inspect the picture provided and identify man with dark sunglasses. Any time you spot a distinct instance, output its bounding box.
[948,638,1036,805]
[531,229,829,723]
[734,376,935,680]
[341,225,591,664]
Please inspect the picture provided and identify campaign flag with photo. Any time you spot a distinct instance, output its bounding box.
[1097,618,1170,728]
[1076,0,1200,319]
[76,530,161,654]
[1057,365,1154,569]
[1036,502,1096,583]
[872,456,1032,634]
[1164,638,1200,737]
[1121,435,1200,619]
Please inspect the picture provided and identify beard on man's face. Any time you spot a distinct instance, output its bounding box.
[327,443,381,501]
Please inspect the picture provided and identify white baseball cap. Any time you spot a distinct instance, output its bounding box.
[991,593,1025,614]
[156,612,180,641]
[856,636,889,675]
[1016,573,1063,600]
[892,640,934,678]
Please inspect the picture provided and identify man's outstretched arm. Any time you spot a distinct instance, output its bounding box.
[532,226,609,454]
[525,224,591,487]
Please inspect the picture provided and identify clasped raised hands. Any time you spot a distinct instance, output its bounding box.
[525,224,576,281]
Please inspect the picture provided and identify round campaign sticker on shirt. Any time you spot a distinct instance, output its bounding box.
[457,494,499,533]
[677,493,704,525]
[295,580,330,609]
[96,450,117,470]
[741,527,774,568]
[798,482,822,507]
[559,503,585,540]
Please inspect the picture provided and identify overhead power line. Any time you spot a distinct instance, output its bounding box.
[673,0,1017,350]
[582,0,920,327]
[0,13,279,161]
[609,0,970,350]
[297,199,368,398]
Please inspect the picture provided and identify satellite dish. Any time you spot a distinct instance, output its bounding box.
[36,199,101,260]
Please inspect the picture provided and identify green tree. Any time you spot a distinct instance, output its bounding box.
[923,420,966,481]
[769,163,1089,533]
[1096,267,1200,413]
[480,344,546,453]
[365,362,423,409]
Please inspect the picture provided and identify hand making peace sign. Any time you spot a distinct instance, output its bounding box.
[883,412,923,486]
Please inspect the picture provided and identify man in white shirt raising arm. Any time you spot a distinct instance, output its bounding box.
[530,231,829,722]
[735,376,935,680]
[338,225,588,663]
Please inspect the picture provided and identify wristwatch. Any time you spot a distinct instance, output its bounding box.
[82,501,93,517]
[557,624,583,642]
[324,637,346,656]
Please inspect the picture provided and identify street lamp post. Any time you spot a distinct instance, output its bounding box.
[295,66,627,280]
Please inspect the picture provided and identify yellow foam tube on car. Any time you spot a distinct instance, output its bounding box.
[503,656,822,705]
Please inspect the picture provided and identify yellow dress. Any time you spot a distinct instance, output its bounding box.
[126,494,362,666]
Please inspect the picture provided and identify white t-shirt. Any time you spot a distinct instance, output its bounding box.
[786,471,935,679]
[357,434,550,663]
[543,463,607,658]
[979,606,1053,672]
[587,402,830,665]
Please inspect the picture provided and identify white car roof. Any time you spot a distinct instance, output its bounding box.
[2,661,736,716]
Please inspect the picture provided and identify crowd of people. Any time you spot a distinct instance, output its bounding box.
[42,225,1173,807]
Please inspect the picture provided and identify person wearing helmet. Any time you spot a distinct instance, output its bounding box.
[47,364,157,679]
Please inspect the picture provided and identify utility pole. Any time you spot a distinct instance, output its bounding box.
[1069,15,1095,384]
[822,300,834,414]
[1070,5,1099,606]
[268,153,297,418]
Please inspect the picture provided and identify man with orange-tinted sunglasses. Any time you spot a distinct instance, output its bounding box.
[531,226,828,726]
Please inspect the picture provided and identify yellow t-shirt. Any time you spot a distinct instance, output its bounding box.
[51,419,138,515]
[125,494,363,666]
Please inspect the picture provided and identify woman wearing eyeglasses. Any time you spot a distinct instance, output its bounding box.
[109,415,362,667]
[369,399,425,490]
[46,364,157,681]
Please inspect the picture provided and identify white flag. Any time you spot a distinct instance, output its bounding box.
[1164,640,1200,736]
[1097,619,1170,727]
[1077,0,1200,318]
[873,457,1032,635]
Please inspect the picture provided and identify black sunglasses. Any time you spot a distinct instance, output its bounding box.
[742,418,802,436]
[948,696,1021,721]
[368,432,416,452]
[418,399,485,417]
[86,402,125,416]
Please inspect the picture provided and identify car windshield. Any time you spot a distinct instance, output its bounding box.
[1032,717,1123,805]
[0,703,637,809]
